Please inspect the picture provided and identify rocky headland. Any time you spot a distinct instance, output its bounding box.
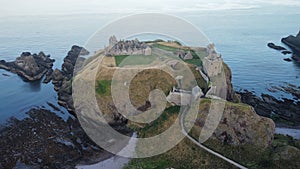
[282,31,300,61]
[1,39,299,168]
[0,45,90,115]
[0,52,55,81]
[51,45,89,115]
[267,30,300,62]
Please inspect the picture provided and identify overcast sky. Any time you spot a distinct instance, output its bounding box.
[1,0,300,16]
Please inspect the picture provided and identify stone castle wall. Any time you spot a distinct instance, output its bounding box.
[203,44,223,77]
[105,36,152,56]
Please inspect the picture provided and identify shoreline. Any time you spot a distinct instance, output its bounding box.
[275,128,300,140]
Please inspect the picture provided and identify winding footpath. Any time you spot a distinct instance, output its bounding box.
[180,107,248,169]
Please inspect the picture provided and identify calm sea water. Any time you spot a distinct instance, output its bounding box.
[0,9,299,122]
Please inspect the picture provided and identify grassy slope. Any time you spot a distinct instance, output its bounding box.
[152,43,203,66]
[125,100,300,169]
[114,54,156,67]
[128,69,177,108]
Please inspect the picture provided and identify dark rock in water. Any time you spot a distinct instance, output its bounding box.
[42,69,53,83]
[282,51,292,55]
[283,58,292,62]
[282,31,300,60]
[2,73,10,77]
[292,54,300,62]
[267,42,287,51]
[47,102,64,113]
[21,52,31,57]
[62,45,89,78]
[237,90,300,126]
[0,52,55,81]
[0,108,109,169]
[52,45,89,115]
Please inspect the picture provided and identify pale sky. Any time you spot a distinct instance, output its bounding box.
[1,0,300,16]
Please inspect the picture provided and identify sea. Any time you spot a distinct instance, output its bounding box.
[0,7,300,123]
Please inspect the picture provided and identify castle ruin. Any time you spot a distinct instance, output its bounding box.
[202,44,223,77]
[105,36,152,56]
[177,50,193,60]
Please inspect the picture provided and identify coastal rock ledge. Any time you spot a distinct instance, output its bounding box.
[51,45,89,114]
[282,30,300,61]
[0,52,54,81]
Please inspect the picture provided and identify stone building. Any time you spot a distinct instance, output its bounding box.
[105,36,152,56]
[177,50,193,60]
[203,44,223,77]
[109,35,118,47]
[166,86,203,106]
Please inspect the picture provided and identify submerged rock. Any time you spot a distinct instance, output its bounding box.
[282,51,292,55]
[0,52,55,81]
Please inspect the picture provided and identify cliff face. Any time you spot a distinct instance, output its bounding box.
[194,100,275,148]
[223,62,239,102]
[52,45,89,115]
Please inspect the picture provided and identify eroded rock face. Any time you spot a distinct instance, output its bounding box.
[0,52,54,81]
[196,100,275,148]
[51,45,89,115]
[222,63,240,102]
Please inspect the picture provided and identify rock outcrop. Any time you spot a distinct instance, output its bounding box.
[238,90,300,126]
[0,108,107,169]
[51,45,89,115]
[223,63,238,102]
[273,145,300,161]
[282,31,300,60]
[0,52,54,81]
[196,100,275,147]
[267,42,287,51]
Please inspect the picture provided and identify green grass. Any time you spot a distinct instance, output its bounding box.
[133,106,180,138]
[188,64,208,92]
[114,55,129,66]
[152,43,203,67]
[194,50,208,60]
[273,134,300,149]
[184,58,202,67]
[126,98,300,169]
[152,43,179,52]
[96,80,111,96]
[125,158,171,169]
[114,54,156,67]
